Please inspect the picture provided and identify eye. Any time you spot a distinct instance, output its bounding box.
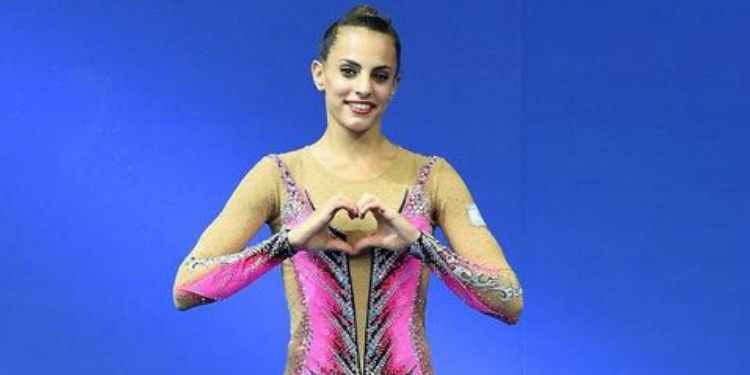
[373,72,390,83]
[340,66,357,78]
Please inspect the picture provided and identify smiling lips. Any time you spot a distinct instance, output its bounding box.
[345,100,376,115]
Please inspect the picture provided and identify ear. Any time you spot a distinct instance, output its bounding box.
[390,73,401,99]
[311,60,325,91]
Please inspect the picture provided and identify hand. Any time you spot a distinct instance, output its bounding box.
[353,193,421,253]
[287,194,358,254]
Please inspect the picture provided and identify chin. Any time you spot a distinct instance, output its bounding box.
[336,114,381,133]
[343,122,376,134]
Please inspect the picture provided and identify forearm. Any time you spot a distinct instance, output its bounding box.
[408,232,523,324]
[173,229,294,311]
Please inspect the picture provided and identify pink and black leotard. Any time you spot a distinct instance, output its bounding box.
[175,147,523,375]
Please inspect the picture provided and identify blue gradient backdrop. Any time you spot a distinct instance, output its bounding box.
[1,1,747,374]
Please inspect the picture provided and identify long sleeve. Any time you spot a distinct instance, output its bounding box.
[415,158,523,324]
[175,229,294,305]
[173,156,287,310]
[408,232,522,324]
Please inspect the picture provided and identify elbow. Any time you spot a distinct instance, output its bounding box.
[173,289,193,311]
[498,281,523,325]
[172,285,199,311]
[173,285,214,311]
[502,309,522,326]
[173,298,192,312]
[172,272,200,311]
[503,295,524,325]
[491,295,523,325]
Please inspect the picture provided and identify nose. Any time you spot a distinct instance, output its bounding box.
[354,76,373,99]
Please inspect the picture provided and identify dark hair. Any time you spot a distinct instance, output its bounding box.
[319,5,401,74]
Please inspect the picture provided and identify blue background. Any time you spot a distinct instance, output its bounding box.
[1,1,747,374]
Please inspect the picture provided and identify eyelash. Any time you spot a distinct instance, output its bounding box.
[340,67,390,83]
[341,67,357,78]
[373,73,390,83]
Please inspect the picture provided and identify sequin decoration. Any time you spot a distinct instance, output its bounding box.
[361,156,440,375]
[408,233,523,323]
[364,249,425,375]
[270,154,313,226]
[184,229,294,273]
[272,155,360,375]
[268,153,517,374]
[402,156,438,219]
[178,228,294,302]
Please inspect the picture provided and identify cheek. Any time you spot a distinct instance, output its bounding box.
[375,85,394,100]
[326,76,351,97]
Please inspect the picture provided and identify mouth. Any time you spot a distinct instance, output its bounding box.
[345,100,376,115]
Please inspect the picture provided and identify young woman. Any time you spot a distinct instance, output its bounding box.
[173,5,523,375]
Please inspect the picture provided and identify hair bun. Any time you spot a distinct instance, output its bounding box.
[344,5,380,19]
[318,4,401,74]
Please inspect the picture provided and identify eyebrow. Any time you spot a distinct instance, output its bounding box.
[339,59,393,71]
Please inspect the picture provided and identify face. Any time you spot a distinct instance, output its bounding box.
[312,26,400,135]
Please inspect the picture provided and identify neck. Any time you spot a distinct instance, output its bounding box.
[311,123,395,161]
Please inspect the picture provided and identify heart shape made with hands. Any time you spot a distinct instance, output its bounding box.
[290,193,421,256]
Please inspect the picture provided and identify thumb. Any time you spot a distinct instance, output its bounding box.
[353,235,382,253]
[326,239,356,255]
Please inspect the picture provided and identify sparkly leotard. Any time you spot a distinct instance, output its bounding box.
[175,147,522,375]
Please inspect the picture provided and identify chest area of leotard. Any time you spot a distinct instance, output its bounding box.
[305,176,413,237]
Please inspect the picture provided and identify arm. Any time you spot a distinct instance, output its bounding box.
[172,157,291,311]
[409,159,523,324]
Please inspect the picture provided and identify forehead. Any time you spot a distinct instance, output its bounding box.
[329,26,397,68]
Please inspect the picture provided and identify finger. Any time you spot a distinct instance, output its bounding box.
[353,235,382,253]
[357,194,382,218]
[293,213,328,242]
[327,225,347,242]
[359,201,393,221]
[326,239,356,255]
[341,202,360,219]
[356,193,379,218]
[330,195,360,218]
[325,199,358,220]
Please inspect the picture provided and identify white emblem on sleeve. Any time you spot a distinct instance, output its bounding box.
[466,203,486,227]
